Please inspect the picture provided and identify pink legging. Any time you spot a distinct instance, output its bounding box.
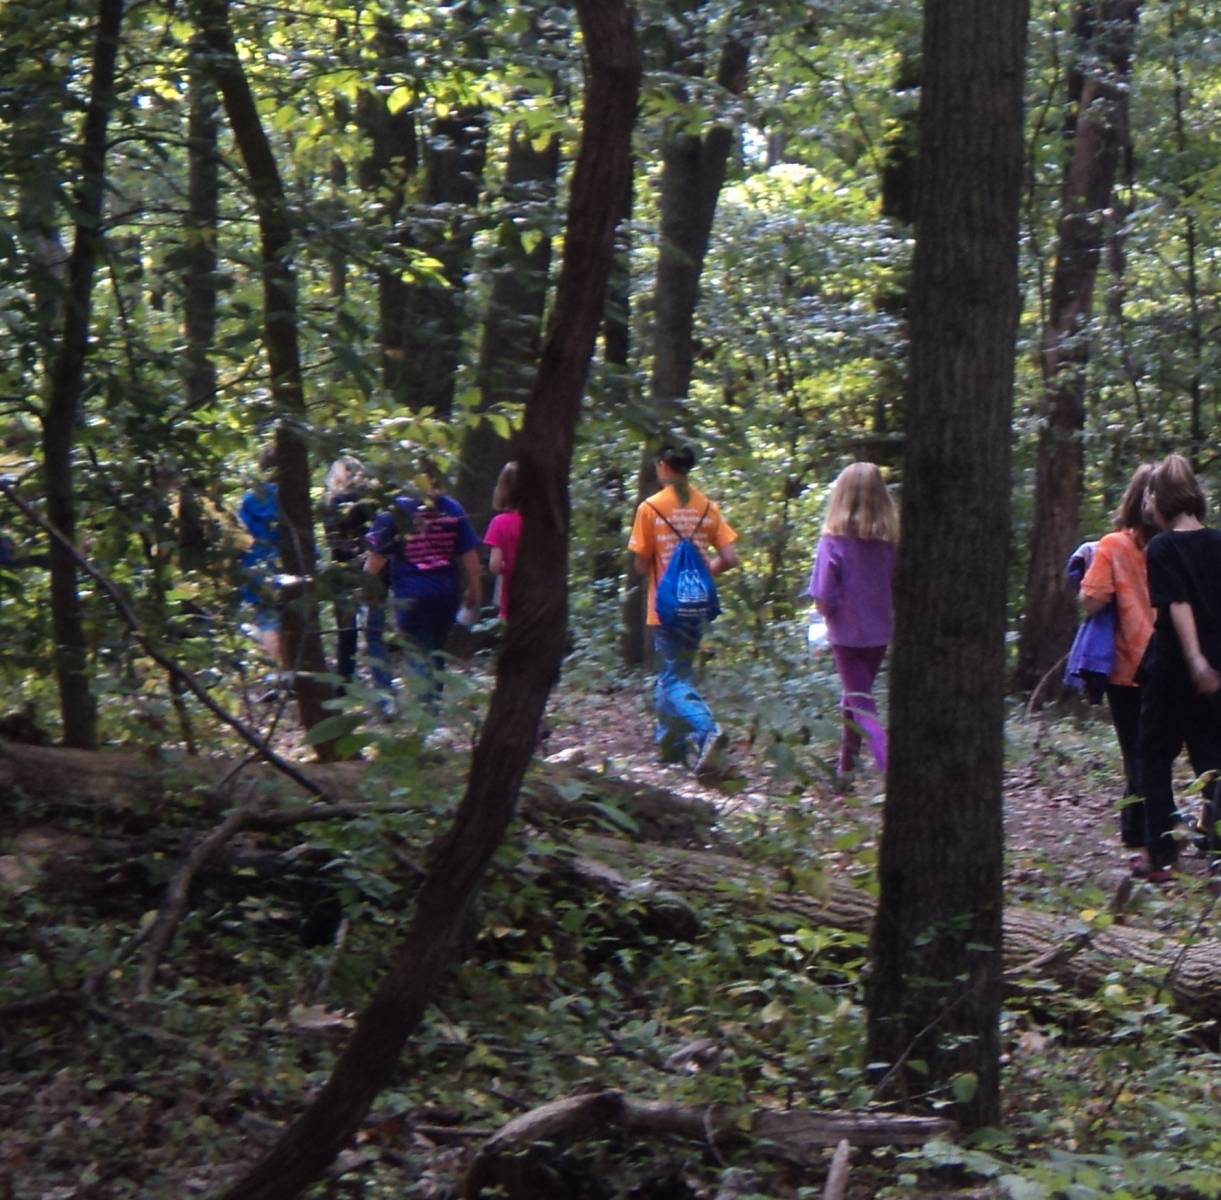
[831,643,888,774]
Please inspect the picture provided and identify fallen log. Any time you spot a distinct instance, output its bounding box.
[559,837,1221,1026]
[462,1088,953,1199]
[3,746,1217,1023]
[0,742,720,848]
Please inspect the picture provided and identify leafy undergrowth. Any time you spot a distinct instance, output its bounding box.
[1,662,1219,1199]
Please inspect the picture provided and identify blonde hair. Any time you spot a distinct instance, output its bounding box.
[822,462,899,542]
[324,455,369,502]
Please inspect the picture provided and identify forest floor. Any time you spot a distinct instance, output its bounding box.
[3,664,1219,1200]
[539,674,1218,901]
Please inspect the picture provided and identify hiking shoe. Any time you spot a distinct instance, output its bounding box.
[1130,853,1178,884]
[694,726,729,778]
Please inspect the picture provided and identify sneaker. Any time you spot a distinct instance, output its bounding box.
[694,726,729,778]
[1130,853,1178,884]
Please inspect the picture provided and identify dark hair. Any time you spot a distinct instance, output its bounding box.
[656,442,696,473]
[492,461,519,512]
[1148,453,1206,523]
[258,443,278,473]
[1113,463,1157,539]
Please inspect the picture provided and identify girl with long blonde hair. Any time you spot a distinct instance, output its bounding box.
[808,463,899,787]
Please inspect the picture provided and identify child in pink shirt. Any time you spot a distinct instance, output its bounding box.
[484,462,523,620]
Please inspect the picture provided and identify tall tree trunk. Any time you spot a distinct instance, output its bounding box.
[386,107,489,417]
[870,53,919,468]
[596,169,633,593]
[374,10,489,420]
[216,4,640,1196]
[356,15,420,399]
[182,43,219,417]
[1169,5,1204,466]
[623,22,748,666]
[40,0,124,749]
[192,0,334,748]
[867,0,1028,1131]
[175,42,221,573]
[1014,0,1140,694]
[454,123,560,523]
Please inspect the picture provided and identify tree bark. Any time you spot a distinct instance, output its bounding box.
[39,0,124,749]
[214,5,641,1195]
[1015,0,1141,694]
[867,0,1029,1129]
[182,41,220,418]
[379,5,488,420]
[455,122,561,523]
[192,0,334,747]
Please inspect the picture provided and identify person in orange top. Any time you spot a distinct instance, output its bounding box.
[628,442,739,773]
[1079,463,1157,848]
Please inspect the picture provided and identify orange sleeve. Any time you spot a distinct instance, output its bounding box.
[627,502,653,557]
[1080,538,1116,604]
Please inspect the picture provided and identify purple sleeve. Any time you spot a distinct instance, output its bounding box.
[809,537,840,614]
[365,510,398,557]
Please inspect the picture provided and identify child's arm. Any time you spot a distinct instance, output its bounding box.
[460,548,482,610]
[1170,600,1221,694]
[711,543,738,577]
[489,546,505,576]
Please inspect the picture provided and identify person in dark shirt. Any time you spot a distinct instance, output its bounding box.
[237,444,284,665]
[363,461,481,706]
[1134,453,1221,883]
[322,456,391,692]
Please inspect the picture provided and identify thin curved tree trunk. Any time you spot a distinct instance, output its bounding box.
[193,0,334,748]
[214,4,641,1196]
[1015,0,1141,694]
[40,0,124,749]
[867,0,1028,1130]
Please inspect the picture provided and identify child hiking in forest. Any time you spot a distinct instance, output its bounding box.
[364,456,481,710]
[808,462,898,789]
[237,443,285,668]
[628,442,739,776]
[484,462,523,621]
[1132,454,1221,885]
[1074,463,1156,850]
[322,456,392,697]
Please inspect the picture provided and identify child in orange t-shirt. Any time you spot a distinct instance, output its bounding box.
[627,442,739,774]
[1079,464,1156,848]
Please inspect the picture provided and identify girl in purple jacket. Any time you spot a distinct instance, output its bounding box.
[809,463,899,786]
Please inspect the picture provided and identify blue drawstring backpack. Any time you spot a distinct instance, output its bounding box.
[648,501,720,627]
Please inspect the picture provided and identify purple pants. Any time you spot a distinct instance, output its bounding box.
[831,643,888,774]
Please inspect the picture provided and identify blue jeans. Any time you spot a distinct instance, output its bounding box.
[653,624,717,762]
[336,601,393,691]
[394,592,460,711]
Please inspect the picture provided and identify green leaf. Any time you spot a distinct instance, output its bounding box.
[952,1071,978,1103]
[305,713,363,746]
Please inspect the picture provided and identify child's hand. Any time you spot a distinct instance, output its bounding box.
[1188,655,1221,695]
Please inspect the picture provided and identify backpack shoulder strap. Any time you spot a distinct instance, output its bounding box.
[645,500,684,540]
[646,499,713,541]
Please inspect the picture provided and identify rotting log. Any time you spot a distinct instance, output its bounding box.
[462,1089,953,1199]
[0,742,720,848]
[558,836,1221,1026]
[3,746,1217,1023]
